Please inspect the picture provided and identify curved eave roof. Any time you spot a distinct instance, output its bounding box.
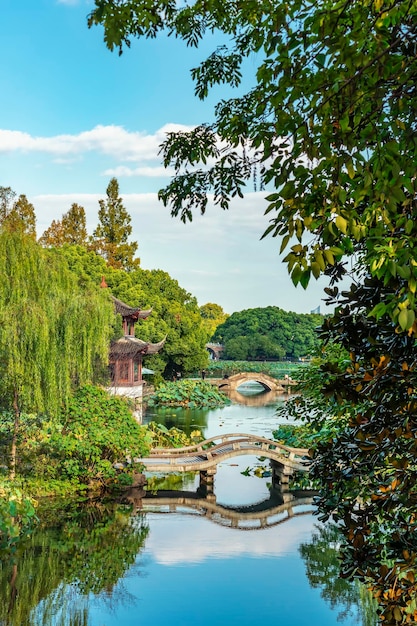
[110,335,167,359]
[111,296,152,320]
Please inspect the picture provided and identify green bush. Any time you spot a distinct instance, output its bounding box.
[50,385,152,484]
[0,486,37,552]
[146,421,203,448]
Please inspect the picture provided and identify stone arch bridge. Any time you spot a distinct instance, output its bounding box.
[138,433,310,490]
[216,371,295,392]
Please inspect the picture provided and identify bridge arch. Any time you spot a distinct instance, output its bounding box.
[218,371,284,392]
[138,433,310,489]
[205,343,224,360]
[135,491,314,530]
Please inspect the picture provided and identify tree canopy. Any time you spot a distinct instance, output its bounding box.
[89,0,417,324]
[58,245,209,378]
[212,306,322,360]
[91,177,139,271]
[39,203,88,247]
[0,229,114,477]
[88,1,417,621]
[199,302,229,339]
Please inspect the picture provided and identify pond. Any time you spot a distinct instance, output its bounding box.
[0,385,377,626]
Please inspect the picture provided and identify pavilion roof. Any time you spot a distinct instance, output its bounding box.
[111,296,152,320]
[110,335,166,360]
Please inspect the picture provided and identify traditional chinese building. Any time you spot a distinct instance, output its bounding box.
[108,295,166,399]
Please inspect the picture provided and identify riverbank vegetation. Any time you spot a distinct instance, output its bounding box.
[146,421,203,448]
[0,386,151,490]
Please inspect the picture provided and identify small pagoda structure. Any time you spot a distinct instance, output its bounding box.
[109,295,166,399]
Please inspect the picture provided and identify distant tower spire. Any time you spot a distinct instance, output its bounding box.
[100,275,108,288]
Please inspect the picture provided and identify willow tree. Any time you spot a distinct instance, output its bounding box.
[0,228,114,478]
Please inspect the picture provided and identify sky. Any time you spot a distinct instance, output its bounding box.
[0,0,330,315]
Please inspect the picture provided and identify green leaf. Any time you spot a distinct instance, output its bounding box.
[398,308,414,331]
[335,215,348,234]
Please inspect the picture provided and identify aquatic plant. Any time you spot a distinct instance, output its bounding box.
[146,380,230,409]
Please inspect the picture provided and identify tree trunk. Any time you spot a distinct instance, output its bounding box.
[10,389,20,480]
[7,563,18,618]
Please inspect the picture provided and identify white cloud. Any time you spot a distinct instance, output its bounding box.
[143,513,315,565]
[0,123,193,163]
[103,165,176,178]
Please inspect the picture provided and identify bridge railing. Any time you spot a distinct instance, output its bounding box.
[150,433,310,462]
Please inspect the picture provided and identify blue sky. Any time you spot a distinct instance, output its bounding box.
[1,0,329,314]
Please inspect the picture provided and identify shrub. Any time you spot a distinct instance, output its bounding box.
[50,385,152,484]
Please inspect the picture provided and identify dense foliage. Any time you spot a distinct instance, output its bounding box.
[88,1,417,621]
[199,302,229,339]
[0,229,114,478]
[50,385,151,485]
[58,244,209,378]
[0,386,151,487]
[212,306,323,359]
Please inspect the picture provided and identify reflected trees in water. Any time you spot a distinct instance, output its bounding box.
[300,523,378,626]
[0,499,149,626]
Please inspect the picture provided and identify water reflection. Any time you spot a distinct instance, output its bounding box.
[300,524,379,626]
[226,388,289,406]
[143,388,289,438]
[0,498,149,626]
[0,390,377,626]
[120,485,315,531]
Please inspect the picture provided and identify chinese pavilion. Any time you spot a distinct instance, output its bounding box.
[109,295,166,398]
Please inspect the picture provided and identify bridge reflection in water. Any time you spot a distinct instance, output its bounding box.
[226,388,291,407]
[120,486,315,531]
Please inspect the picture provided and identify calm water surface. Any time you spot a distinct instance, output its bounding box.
[1,386,375,626]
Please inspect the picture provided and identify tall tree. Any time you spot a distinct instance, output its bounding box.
[200,302,228,340]
[91,178,139,271]
[89,2,417,621]
[0,228,114,478]
[39,203,88,247]
[0,187,36,238]
[88,1,417,320]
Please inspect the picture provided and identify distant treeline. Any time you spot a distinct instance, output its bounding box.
[211,306,324,360]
